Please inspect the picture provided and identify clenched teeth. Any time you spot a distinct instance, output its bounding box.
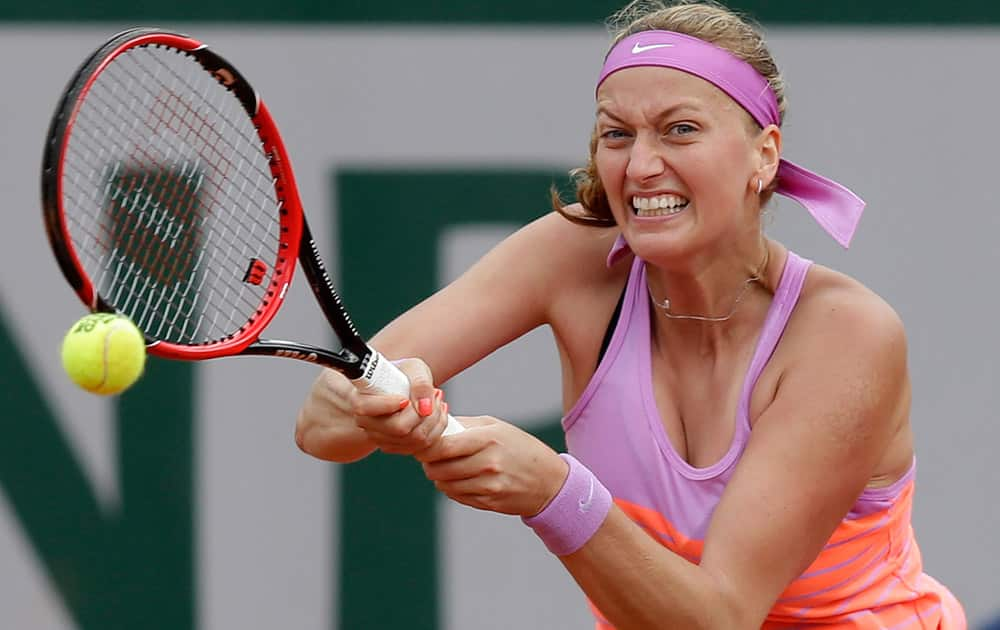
[632,194,689,217]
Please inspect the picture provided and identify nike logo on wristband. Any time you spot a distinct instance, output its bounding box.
[578,478,595,513]
[631,43,674,54]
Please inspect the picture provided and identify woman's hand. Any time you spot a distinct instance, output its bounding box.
[418,417,569,517]
[294,358,450,462]
[354,358,451,455]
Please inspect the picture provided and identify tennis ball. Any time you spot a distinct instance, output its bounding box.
[61,313,147,396]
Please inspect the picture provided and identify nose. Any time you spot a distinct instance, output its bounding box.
[625,134,666,182]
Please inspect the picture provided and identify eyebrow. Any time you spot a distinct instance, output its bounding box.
[596,101,704,123]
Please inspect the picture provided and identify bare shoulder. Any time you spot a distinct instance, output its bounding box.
[769,260,910,439]
[790,263,907,359]
[511,209,623,284]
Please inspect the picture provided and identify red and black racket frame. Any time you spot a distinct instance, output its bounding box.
[41,28,375,379]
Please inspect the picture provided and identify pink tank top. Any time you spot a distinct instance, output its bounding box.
[562,251,965,629]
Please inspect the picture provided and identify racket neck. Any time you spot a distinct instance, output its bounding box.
[297,221,370,362]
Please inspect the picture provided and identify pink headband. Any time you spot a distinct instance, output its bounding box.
[598,30,865,249]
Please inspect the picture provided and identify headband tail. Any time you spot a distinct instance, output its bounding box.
[776,159,865,249]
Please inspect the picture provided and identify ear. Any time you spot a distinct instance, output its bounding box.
[755,124,782,186]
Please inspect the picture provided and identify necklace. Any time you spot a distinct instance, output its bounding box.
[647,248,770,323]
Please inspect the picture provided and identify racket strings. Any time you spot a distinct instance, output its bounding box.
[81,47,277,301]
[77,53,278,271]
[62,74,221,343]
[66,62,254,291]
[61,44,286,345]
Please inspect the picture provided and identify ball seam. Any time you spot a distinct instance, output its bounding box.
[100,320,132,393]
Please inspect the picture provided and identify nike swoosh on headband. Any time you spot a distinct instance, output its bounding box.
[578,477,596,512]
[631,42,674,54]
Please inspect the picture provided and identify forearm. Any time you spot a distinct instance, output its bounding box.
[559,508,751,630]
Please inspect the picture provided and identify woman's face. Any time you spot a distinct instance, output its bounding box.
[595,66,769,263]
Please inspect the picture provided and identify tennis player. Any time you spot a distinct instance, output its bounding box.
[295,1,966,627]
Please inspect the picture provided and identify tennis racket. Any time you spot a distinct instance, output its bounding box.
[41,27,464,436]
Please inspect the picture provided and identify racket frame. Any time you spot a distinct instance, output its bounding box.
[40,28,372,377]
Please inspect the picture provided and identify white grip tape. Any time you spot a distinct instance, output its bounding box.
[352,349,465,436]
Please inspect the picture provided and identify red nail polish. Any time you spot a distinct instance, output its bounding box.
[418,398,432,416]
[398,399,411,410]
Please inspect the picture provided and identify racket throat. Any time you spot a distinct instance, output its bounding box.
[356,349,385,383]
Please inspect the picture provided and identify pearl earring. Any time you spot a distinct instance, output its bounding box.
[756,178,763,194]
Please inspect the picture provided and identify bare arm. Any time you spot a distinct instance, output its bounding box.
[295,212,619,461]
[369,212,619,382]
[422,288,910,628]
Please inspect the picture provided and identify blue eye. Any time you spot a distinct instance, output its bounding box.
[669,123,697,136]
[600,129,629,140]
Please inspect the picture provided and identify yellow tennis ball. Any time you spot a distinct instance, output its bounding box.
[61,313,147,395]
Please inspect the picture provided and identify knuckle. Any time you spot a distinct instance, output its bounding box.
[415,422,437,447]
[432,443,453,461]
[410,370,431,386]
[483,478,505,495]
[384,420,413,439]
[406,361,433,384]
[412,434,432,451]
[322,369,352,393]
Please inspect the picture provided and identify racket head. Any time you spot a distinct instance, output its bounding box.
[41,28,305,361]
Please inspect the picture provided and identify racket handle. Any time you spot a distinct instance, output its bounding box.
[352,350,466,435]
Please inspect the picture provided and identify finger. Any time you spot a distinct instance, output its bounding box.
[357,399,447,456]
[356,407,421,438]
[424,415,500,459]
[370,429,440,456]
[419,422,493,464]
[422,456,478,483]
[352,393,411,417]
[322,365,413,418]
[394,358,437,416]
[410,398,449,451]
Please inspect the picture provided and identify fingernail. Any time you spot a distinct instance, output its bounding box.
[398,399,411,410]
[434,388,444,401]
[418,398,433,416]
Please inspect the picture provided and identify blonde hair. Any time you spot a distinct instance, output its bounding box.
[553,0,787,226]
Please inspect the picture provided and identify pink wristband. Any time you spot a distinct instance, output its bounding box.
[522,454,612,556]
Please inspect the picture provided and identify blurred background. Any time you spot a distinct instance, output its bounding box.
[1,1,998,628]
